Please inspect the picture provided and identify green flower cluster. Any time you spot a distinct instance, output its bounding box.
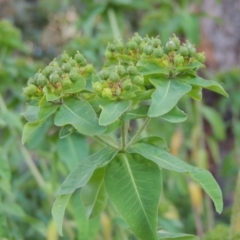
[23,51,93,102]
[92,64,145,100]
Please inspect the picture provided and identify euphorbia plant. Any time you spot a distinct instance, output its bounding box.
[22,34,228,240]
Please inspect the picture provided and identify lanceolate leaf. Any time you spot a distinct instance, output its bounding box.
[54,98,106,135]
[124,105,149,121]
[182,77,228,97]
[99,101,131,126]
[52,147,118,235]
[158,230,199,240]
[81,167,108,219]
[137,59,169,76]
[128,143,223,213]
[160,106,187,123]
[105,153,162,240]
[148,79,191,117]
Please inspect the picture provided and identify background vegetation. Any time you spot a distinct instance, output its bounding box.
[0,0,239,239]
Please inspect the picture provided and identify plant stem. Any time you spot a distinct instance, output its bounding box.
[126,117,150,149]
[107,8,121,39]
[94,135,119,150]
[121,120,129,151]
[19,143,46,189]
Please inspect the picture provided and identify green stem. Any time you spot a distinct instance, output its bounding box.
[121,120,129,151]
[107,8,121,39]
[19,143,46,189]
[94,135,119,150]
[126,117,150,149]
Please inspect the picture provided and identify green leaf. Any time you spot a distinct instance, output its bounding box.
[128,143,223,213]
[63,77,86,94]
[201,106,226,141]
[59,125,74,139]
[43,86,62,101]
[37,104,59,121]
[148,79,191,117]
[99,101,131,126]
[187,86,202,101]
[158,230,199,240]
[22,120,45,144]
[57,133,89,171]
[22,105,40,122]
[104,119,122,134]
[52,147,118,235]
[131,89,154,100]
[71,193,100,240]
[137,136,168,149]
[137,59,169,76]
[105,153,161,240]
[160,106,187,123]
[182,77,228,97]
[81,167,108,219]
[54,98,106,135]
[124,105,149,121]
[51,194,71,236]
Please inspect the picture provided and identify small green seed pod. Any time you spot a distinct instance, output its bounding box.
[69,58,77,67]
[166,40,177,51]
[36,73,47,86]
[174,54,184,66]
[102,88,113,98]
[152,38,161,48]
[153,47,164,58]
[127,65,138,75]
[23,84,38,96]
[116,65,126,76]
[133,75,144,86]
[179,46,188,57]
[105,50,113,59]
[107,43,116,52]
[27,77,35,85]
[69,72,80,82]
[172,35,180,48]
[109,72,120,82]
[188,47,196,57]
[42,66,53,77]
[49,72,60,84]
[92,81,103,92]
[62,63,71,73]
[62,77,72,89]
[60,52,69,62]
[196,52,206,63]
[132,34,142,45]
[100,69,110,80]
[85,64,94,74]
[115,41,124,52]
[122,79,132,90]
[143,45,154,55]
[126,40,138,50]
[74,53,85,63]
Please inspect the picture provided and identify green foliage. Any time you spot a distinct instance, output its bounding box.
[22,33,227,240]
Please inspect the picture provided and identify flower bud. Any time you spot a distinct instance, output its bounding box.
[166,40,177,51]
[152,38,161,48]
[133,75,144,86]
[115,41,124,52]
[105,50,113,59]
[74,53,85,63]
[102,88,112,98]
[127,65,138,75]
[127,40,138,50]
[69,72,80,82]
[27,77,35,85]
[36,73,47,86]
[179,46,188,56]
[116,65,126,76]
[122,79,132,90]
[143,45,154,55]
[153,47,164,58]
[107,43,116,52]
[23,84,38,96]
[60,52,69,62]
[62,63,71,73]
[100,69,110,80]
[196,53,205,63]
[42,66,53,77]
[109,72,120,82]
[172,35,180,48]
[62,77,72,89]
[69,58,77,67]
[92,81,103,92]
[85,64,94,74]
[49,72,60,84]
[132,34,142,44]
[174,54,184,66]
